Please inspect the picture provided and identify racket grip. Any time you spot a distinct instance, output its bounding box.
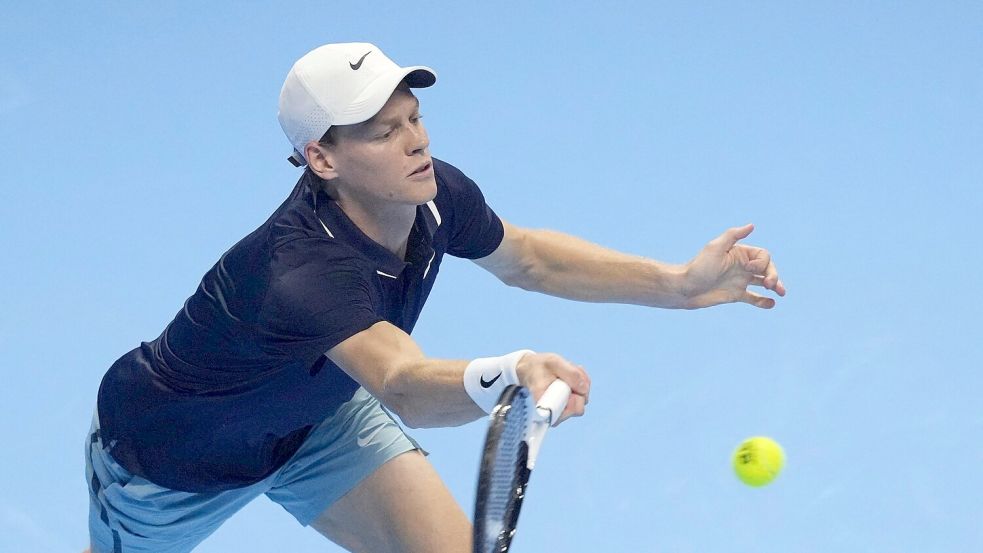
[536,380,572,425]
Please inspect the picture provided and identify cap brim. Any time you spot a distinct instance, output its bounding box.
[404,66,437,88]
[336,66,436,126]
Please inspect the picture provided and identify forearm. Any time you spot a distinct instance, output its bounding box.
[328,322,487,428]
[384,350,589,429]
[329,323,586,429]
[516,229,689,308]
[382,357,486,428]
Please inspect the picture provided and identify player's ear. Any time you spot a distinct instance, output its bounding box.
[306,141,341,181]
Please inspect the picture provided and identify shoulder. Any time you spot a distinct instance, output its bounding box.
[432,157,487,210]
[433,157,471,184]
[429,157,504,258]
[433,158,482,195]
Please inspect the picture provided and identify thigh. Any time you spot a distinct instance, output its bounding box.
[264,387,423,526]
[310,450,472,553]
[264,388,470,552]
[85,411,264,553]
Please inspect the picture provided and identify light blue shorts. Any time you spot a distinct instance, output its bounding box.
[86,388,421,553]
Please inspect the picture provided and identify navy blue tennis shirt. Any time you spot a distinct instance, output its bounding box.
[97,158,504,492]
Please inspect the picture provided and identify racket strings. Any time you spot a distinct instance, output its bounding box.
[478,392,533,552]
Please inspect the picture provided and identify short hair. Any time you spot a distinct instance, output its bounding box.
[317,126,339,147]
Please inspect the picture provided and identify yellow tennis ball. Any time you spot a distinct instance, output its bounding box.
[733,436,785,487]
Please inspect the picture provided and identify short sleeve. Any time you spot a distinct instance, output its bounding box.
[434,158,505,259]
[260,238,383,358]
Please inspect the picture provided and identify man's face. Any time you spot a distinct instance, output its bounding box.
[323,85,436,208]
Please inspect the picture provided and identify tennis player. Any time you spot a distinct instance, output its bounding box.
[85,42,785,553]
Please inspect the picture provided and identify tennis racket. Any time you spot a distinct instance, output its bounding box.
[473,379,571,553]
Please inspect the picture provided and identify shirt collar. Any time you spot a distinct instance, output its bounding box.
[305,172,440,278]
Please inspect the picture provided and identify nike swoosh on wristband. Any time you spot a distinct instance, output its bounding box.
[479,372,502,388]
[349,51,372,70]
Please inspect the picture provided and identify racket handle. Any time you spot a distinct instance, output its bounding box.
[536,380,572,426]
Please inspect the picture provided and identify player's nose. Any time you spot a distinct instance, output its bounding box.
[406,121,429,156]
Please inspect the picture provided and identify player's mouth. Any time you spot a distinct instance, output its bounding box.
[408,160,433,178]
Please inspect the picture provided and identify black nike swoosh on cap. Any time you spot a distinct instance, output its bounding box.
[479,372,502,388]
[349,51,372,70]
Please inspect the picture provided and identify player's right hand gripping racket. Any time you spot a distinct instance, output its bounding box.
[473,380,572,553]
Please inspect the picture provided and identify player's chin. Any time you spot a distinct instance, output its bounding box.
[406,175,438,204]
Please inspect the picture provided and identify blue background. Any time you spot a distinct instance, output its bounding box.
[2,2,980,551]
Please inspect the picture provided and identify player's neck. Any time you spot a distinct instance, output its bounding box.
[336,197,415,260]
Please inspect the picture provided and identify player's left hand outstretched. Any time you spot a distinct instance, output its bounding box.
[681,224,786,309]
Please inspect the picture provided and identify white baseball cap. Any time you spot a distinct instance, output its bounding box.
[278,42,437,167]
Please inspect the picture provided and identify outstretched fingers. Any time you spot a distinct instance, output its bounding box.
[765,259,786,296]
[742,246,785,297]
[698,224,786,308]
[708,223,755,254]
[741,290,777,309]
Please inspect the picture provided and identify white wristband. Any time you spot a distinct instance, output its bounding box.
[463,349,533,413]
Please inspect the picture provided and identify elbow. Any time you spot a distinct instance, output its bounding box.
[378,391,456,430]
[378,368,430,429]
[385,394,423,428]
[504,264,549,294]
[497,255,541,291]
[378,389,421,428]
[500,267,536,290]
[387,400,437,429]
[396,409,427,429]
[503,231,549,291]
[479,225,546,291]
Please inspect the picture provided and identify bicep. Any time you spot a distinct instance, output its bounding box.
[472,219,535,286]
[326,320,425,399]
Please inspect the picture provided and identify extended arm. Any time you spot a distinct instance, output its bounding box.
[475,220,785,309]
[327,321,590,428]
